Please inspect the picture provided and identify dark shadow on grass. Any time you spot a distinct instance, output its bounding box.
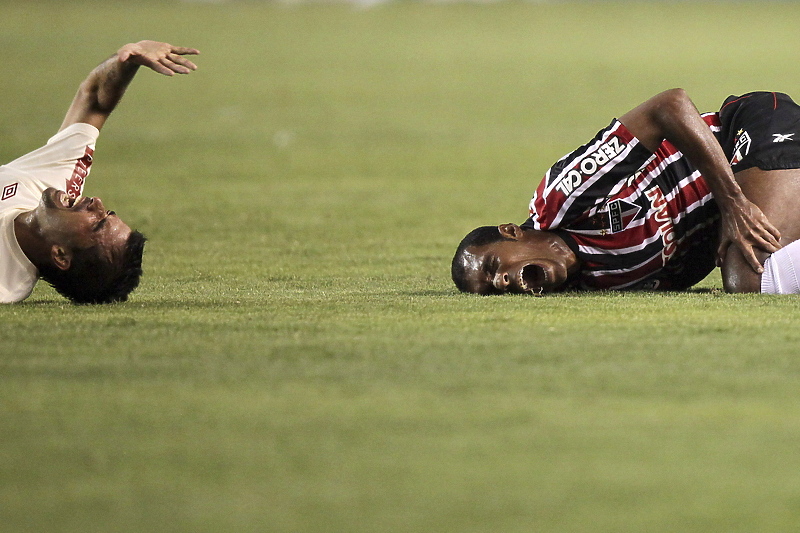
[398,287,727,298]
[18,298,230,309]
[17,299,72,306]
[399,289,461,297]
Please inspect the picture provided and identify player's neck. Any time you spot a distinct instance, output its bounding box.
[548,232,581,273]
[13,211,50,268]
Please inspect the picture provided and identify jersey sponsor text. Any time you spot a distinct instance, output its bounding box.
[645,187,677,263]
[66,147,94,199]
[553,136,625,197]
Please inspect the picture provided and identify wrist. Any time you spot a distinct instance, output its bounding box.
[719,191,749,212]
[707,176,746,210]
[116,43,139,65]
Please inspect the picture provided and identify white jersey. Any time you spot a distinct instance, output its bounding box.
[0,123,100,303]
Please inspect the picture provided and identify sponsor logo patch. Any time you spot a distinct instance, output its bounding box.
[552,136,626,197]
[65,147,94,199]
[645,187,677,263]
[2,183,18,201]
[773,133,795,143]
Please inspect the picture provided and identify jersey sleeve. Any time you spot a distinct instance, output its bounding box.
[528,120,654,230]
[3,123,99,198]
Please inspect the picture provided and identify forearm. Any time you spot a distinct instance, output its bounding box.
[619,88,780,271]
[621,89,745,210]
[59,40,198,132]
[650,90,745,211]
[59,51,138,131]
[87,53,140,116]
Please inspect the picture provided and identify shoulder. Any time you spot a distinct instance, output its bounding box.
[0,209,38,303]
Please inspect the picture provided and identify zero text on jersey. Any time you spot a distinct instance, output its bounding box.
[553,136,626,197]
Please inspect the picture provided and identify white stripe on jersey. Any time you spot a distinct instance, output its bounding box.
[534,122,635,227]
[586,250,662,278]
[612,150,685,206]
[701,112,721,132]
[550,137,640,228]
[592,217,719,289]
[578,230,663,257]
[542,122,627,197]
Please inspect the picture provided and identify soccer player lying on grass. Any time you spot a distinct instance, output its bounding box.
[452,89,800,295]
[0,40,198,304]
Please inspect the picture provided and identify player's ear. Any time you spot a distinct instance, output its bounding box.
[50,245,72,271]
[498,223,523,240]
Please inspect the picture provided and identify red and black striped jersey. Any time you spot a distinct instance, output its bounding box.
[524,115,722,291]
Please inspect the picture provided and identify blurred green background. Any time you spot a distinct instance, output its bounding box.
[3,2,800,532]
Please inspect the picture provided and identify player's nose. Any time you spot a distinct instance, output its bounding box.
[88,197,105,212]
[492,271,511,291]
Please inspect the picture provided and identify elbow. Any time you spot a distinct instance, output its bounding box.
[652,88,692,120]
[662,87,690,102]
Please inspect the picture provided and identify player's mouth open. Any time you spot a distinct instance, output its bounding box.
[59,191,79,208]
[519,263,547,294]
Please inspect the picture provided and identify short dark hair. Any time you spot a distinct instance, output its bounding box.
[451,225,511,293]
[38,231,147,304]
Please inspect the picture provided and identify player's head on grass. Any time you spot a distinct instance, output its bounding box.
[23,188,146,304]
[452,223,578,296]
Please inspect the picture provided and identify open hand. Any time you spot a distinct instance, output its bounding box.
[716,197,781,274]
[117,40,199,76]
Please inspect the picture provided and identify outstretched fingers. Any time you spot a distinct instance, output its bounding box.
[169,52,198,70]
[146,58,178,76]
[170,46,200,57]
[118,41,200,76]
[158,53,198,75]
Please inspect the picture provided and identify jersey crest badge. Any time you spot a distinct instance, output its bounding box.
[607,199,640,233]
[2,183,18,201]
[730,130,751,166]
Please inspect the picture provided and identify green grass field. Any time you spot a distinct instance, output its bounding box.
[3,1,800,531]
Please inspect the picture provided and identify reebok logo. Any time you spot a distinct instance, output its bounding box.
[773,133,795,143]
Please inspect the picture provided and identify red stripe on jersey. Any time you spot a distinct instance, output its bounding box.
[528,115,720,291]
[531,121,639,229]
[596,255,664,289]
[666,175,712,214]
[702,112,721,128]
[571,224,656,252]
[721,95,754,112]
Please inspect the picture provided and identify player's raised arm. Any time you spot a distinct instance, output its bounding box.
[619,88,781,274]
[59,40,199,132]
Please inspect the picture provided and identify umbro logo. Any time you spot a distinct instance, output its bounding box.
[773,133,795,143]
[1,183,18,201]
